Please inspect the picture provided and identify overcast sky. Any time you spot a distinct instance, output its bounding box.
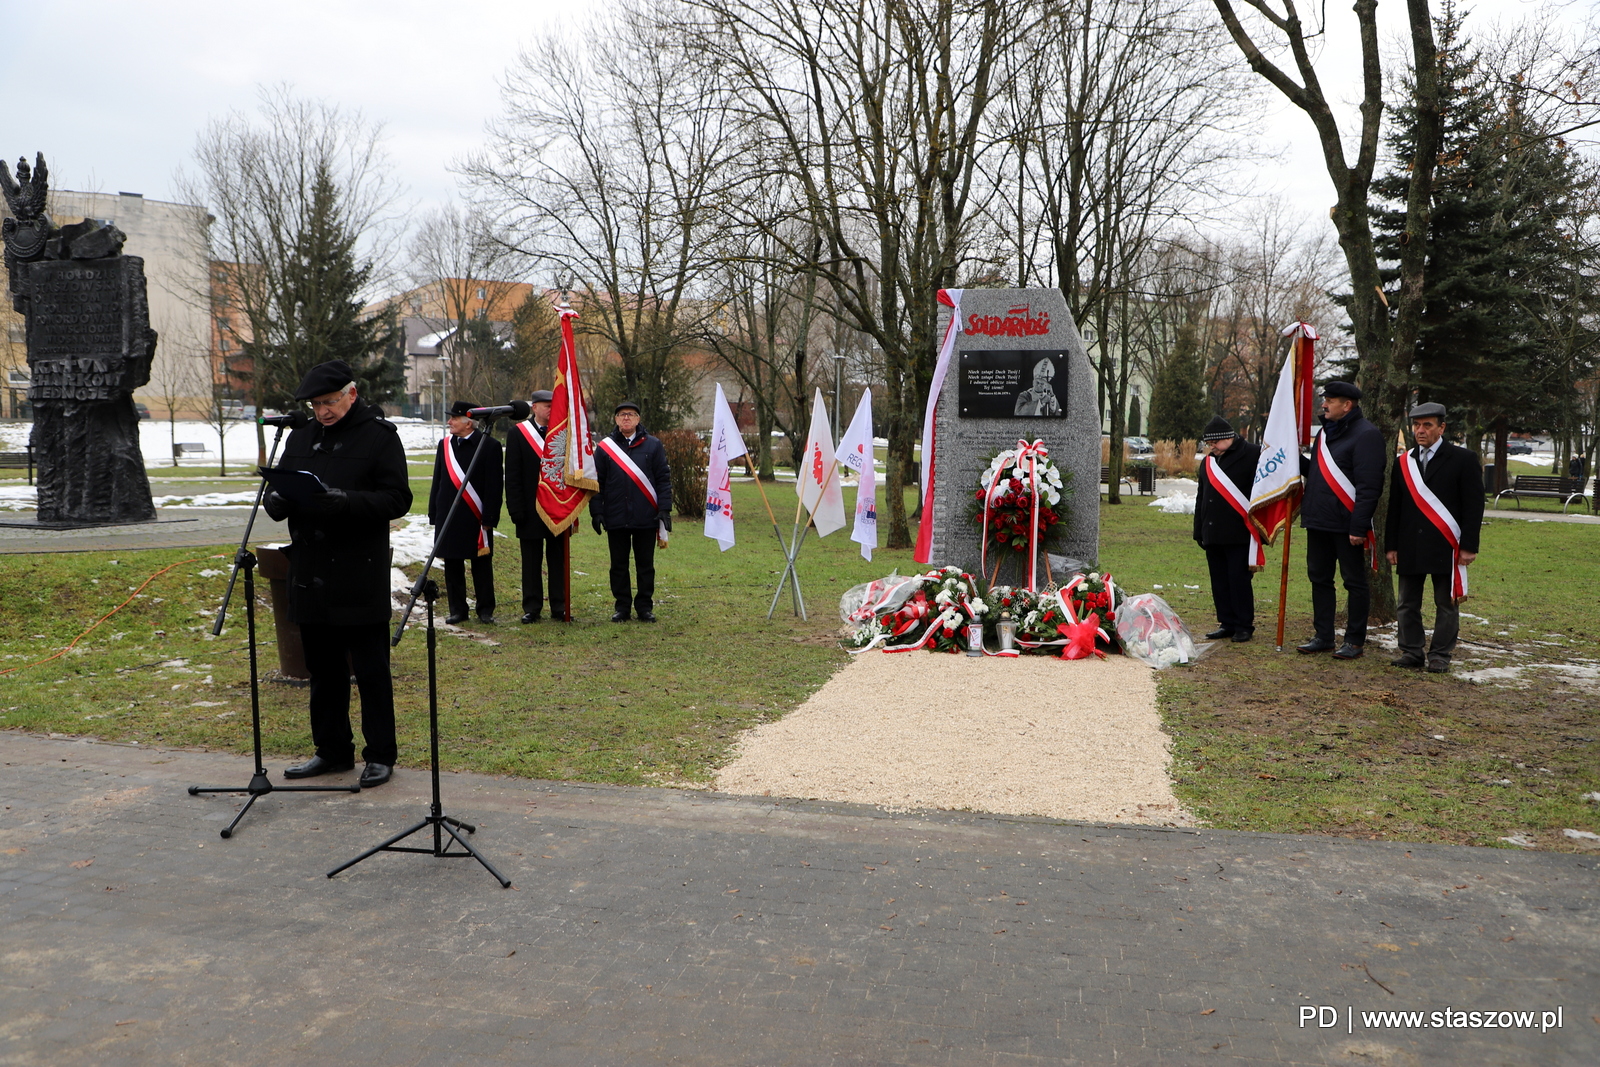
[1,0,1587,271]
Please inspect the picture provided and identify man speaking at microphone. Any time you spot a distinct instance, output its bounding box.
[263,360,412,788]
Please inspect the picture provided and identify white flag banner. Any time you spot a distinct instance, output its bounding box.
[796,388,847,537]
[837,389,877,560]
[1249,322,1317,543]
[703,383,746,552]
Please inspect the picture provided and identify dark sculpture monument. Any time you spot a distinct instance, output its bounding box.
[2,153,157,525]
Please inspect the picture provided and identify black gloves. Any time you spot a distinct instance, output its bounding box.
[311,487,349,516]
[592,513,604,535]
[658,510,672,533]
[263,490,292,521]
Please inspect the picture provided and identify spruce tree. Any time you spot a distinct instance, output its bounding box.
[1147,321,1210,443]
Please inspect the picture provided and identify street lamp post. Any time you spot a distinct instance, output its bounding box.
[832,351,847,441]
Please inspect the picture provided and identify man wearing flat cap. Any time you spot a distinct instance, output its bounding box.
[592,400,672,622]
[1194,415,1262,642]
[1385,402,1483,673]
[504,389,567,622]
[429,401,503,625]
[1297,380,1386,659]
[264,360,412,788]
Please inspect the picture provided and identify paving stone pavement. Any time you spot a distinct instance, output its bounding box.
[1,731,1594,1067]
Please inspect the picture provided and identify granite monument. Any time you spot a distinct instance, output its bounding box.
[926,288,1099,581]
[2,154,157,525]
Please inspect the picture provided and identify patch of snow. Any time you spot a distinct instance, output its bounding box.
[0,485,38,510]
[388,514,437,567]
[1562,829,1600,842]
[1147,492,1195,514]
[1500,833,1536,847]
[1581,792,1600,804]
[151,491,260,508]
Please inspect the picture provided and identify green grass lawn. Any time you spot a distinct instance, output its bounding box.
[2,481,1595,850]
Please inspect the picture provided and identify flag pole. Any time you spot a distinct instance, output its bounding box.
[1275,526,1291,652]
[563,526,573,624]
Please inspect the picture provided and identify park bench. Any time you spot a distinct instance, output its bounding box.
[172,442,213,459]
[1493,474,1591,514]
[0,447,34,485]
[1100,465,1155,497]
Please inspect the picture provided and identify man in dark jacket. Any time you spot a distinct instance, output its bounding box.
[1385,403,1483,673]
[1297,381,1387,659]
[592,400,672,622]
[504,389,566,623]
[263,360,412,788]
[429,401,503,625]
[1193,416,1262,642]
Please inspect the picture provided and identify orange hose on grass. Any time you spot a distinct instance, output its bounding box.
[0,554,228,678]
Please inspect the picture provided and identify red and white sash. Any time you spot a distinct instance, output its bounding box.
[515,420,547,457]
[1204,455,1264,567]
[442,434,489,554]
[1315,433,1377,571]
[1398,449,1469,600]
[597,436,658,508]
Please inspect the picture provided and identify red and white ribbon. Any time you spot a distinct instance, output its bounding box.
[597,436,657,508]
[915,288,964,564]
[979,439,1050,590]
[442,434,488,554]
[515,420,547,457]
[1398,449,1469,601]
[1204,455,1265,567]
[1315,433,1377,571]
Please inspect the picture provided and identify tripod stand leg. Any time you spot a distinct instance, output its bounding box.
[219,794,261,840]
[326,816,431,879]
[439,819,512,887]
[442,815,478,834]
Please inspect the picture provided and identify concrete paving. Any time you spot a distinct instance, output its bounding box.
[2,731,1594,1066]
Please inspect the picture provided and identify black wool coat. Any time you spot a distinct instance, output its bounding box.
[279,400,413,626]
[428,431,504,559]
[593,428,672,530]
[1193,436,1261,548]
[504,422,557,538]
[1300,405,1387,536]
[1384,441,1484,575]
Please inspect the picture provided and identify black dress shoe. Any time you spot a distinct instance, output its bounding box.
[637,611,657,623]
[1390,655,1424,669]
[611,611,629,623]
[283,755,354,779]
[1426,661,1449,674]
[550,611,568,622]
[1296,637,1336,654]
[477,615,496,625]
[1204,627,1234,640]
[358,762,392,788]
[520,613,540,624]
[445,614,468,625]
[1332,642,1364,660]
[1231,630,1253,643]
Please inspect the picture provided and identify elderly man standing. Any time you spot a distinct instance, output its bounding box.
[1193,415,1262,642]
[429,401,503,625]
[1297,381,1386,660]
[504,389,566,623]
[264,360,412,788]
[1385,402,1483,673]
[592,400,672,622]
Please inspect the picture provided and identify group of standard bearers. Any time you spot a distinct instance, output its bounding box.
[1196,381,1483,673]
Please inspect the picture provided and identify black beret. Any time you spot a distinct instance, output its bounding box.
[614,399,641,414]
[293,360,355,401]
[530,390,554,403]
[448,400,479,418]
[1320,380,1362,400]
[1201,415,1234,441]
[1409,401,1447,420]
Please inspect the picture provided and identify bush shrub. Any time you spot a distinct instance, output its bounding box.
[658,429,708,518]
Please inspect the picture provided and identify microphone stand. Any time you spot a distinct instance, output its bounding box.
[189,419,360,839]
[332,425,511,886]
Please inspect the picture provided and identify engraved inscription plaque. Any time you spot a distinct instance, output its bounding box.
[958,349,1068,419]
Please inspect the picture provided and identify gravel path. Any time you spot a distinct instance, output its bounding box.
[716,652,1193,826]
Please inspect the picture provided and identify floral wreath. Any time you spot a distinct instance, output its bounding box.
[971,440,1070,589]
[844,566,988,654]
[1014,571,1124,659]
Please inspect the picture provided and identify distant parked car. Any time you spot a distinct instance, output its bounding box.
[217,400,257,421]
[1125,436,1153,455]
[1505,440,1533,455]
[134,402,151,420]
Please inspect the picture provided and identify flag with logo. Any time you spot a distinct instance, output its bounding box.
[836,389,877,560]
[703,383,746,551]
[1248,321,1317,543]
[536,301,599,533]
[796,388,846,537]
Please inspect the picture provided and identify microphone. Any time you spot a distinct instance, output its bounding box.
[467,400,532,421]
[259,411,310,429]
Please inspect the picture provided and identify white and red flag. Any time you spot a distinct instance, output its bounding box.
[704,383,746,552]
[914,288,963,563]
[796,388,846,537]
[837,389,877,560]
[536,301,598,533]
[1248,321,1317,543]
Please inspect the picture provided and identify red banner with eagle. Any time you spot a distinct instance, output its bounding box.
[535,302,598,533]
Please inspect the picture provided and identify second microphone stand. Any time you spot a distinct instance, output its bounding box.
[189,418,360,838]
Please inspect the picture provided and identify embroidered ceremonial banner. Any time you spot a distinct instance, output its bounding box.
[837,389,877,560]
[441,433,489,555]
[1249,321,1316,544]
[1398,448,1469,600]
[704,383,746,552]
[914,288,964,563]
[536,302,598,534]
[1206,455,1265,567]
